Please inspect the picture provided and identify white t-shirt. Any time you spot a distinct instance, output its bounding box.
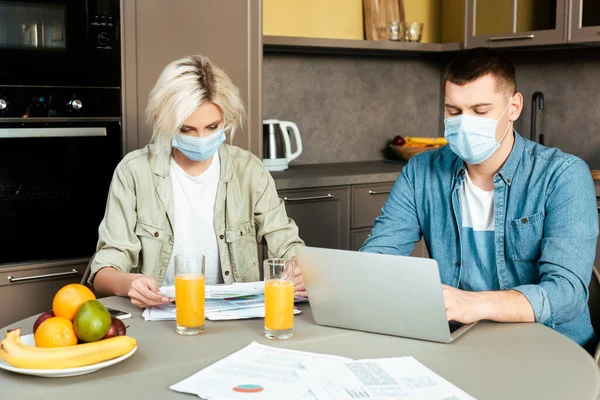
[162,153,223,286]
[458,171,498,291]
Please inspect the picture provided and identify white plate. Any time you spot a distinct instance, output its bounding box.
[0,334,137,378]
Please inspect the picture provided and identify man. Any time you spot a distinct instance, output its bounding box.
[361,48,599,349]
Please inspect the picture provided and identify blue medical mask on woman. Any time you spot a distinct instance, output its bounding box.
[172,128,226,161]
[444,97,513,165]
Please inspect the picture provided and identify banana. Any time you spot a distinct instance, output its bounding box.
[405,137,448,146]
[0,328,137,370]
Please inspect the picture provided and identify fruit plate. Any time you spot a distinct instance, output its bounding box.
[0,334,137,378]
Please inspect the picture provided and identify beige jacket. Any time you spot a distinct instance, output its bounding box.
[88,144,303,285]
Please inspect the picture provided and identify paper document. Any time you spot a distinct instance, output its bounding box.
[160,282,264,299]
[298,357,476,400]
[170,342,351,400]
[207,307,301,321]
[142,295,302,321]
[160,281,308,302]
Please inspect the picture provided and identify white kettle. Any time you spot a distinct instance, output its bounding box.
[262,119,303,171]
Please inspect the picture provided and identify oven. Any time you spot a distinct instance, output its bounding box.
[0,86,121,266]
[0,0,120,87]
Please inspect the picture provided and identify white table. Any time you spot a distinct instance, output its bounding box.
[2,296,600,400]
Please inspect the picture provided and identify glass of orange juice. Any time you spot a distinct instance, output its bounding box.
[175,254,205,335]
[264,258,295,340]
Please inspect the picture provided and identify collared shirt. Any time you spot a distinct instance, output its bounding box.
[89,144,304,286]
[361,132,599,346]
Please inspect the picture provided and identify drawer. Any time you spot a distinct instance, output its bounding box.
[279,186,350,250]
[0,259,87,328]
[351,182,394,229]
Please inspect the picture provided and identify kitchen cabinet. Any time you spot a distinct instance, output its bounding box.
[569,0,600,43]
[281,182,429,258]
[465,0,568,48]
[121,0,262,156]
[0,259,87,328]
[279,187,350,250]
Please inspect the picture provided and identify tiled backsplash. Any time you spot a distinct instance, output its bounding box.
[263,49,600,169]
[262,54,443,165]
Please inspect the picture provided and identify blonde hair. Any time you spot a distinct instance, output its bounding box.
[146,55,245,154]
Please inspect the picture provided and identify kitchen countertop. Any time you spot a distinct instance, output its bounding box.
[271,162,600,195]
[270,160,405,190]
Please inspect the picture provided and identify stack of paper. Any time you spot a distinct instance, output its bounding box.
[170,342,476,400]
[142,282,304,321]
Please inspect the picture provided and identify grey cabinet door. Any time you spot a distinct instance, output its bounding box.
[121,0,262,156]
[0,259,87,328]
[280,187,350,250]
[351,183,393,229]
[465,0,568,48]
[569,0,600,43]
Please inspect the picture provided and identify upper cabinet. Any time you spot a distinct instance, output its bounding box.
[569,0,600,43]
[121,0,262,156]
[465,0,568,48]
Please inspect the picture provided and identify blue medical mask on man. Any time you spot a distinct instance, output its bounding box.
[444,97,513,164]
[172,127,226,162]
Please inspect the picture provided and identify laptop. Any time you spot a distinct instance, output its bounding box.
[296,246,477,343]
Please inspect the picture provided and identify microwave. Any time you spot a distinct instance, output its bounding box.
[0,0,120,87]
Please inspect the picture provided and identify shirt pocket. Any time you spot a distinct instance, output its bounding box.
[508,211,545,262]
[135,221,172,273]
[225,221,259,280]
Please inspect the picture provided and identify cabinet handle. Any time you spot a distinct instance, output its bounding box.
[368,190,391,195]
[283,194,335,203]
[488,34,535,42]
[7,269,79,283]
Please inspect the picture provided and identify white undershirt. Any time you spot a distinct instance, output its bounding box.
[162,153,223,286]
[458,171,498,291]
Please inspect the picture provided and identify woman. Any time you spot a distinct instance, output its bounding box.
[89,55,305,308]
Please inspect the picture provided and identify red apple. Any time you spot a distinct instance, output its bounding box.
[393,135,406,146]
[33,310,54,333]
[103,317,127,339]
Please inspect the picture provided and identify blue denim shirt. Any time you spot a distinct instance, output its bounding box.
[361,132,599,346]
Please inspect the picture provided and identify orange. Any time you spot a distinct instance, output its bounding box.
[34,317,78,348]
[52,284,96,321]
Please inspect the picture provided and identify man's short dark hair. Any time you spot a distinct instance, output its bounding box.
[443,47,517,97]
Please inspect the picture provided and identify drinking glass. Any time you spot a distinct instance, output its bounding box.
[175,254,205,335]
[264,258,295,340]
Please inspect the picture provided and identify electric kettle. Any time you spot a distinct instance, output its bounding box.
[262,119,303,171]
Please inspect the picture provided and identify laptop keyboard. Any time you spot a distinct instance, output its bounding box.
[448,320,464,334]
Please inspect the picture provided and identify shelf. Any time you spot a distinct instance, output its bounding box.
[263,35,462,56]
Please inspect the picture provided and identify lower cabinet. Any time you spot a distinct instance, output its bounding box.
[279,181,429,258]
[0,259,87,328]
[278,187,350,250]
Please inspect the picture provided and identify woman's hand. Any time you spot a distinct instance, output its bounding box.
[128,275,170,308]
[293,264,307,298]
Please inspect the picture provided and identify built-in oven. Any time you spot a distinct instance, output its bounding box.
[0,86,121,266]
[0,0,120,87]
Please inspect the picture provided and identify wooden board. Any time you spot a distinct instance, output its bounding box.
[363,0,406,41]
[591,169,600,181]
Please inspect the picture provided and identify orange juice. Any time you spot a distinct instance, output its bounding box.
[175,274,205,327]
[264,280,294,330]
